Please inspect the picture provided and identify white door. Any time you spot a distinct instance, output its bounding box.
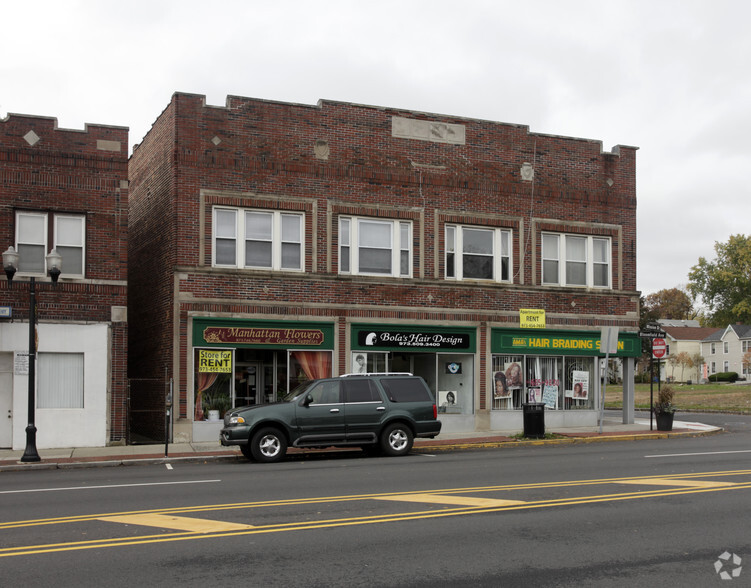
[0,353,12,447]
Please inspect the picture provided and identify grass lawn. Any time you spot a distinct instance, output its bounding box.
[605,383,751,412]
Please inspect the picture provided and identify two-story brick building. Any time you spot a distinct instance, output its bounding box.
[0,113,128,449]
[128,93,641,443]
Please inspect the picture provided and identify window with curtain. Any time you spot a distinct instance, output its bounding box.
[542,232,611,288]
[54,215,85,276]
[16,211,85,277]
[38,353,84,409]
[212,207,304,271]
[338,216,412,278]
[445,224,511,282]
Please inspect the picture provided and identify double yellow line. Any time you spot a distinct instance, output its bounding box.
[2,469,751,557]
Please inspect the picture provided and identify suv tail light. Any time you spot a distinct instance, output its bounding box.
[433,404,437,419]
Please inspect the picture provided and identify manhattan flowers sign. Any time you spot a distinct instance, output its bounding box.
[193,318,334,349]
[204,326,324,346]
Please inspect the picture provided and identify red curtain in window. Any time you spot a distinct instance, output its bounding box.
[292,351,332,380]
[195,372,218,421]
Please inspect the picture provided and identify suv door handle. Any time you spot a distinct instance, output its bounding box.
[377,406,386,411]
[330,408,340,413]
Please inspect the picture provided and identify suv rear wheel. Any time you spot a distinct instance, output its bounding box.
[250,427,287,463]
[381,423,413,456]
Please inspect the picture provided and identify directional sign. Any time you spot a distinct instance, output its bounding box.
[639,330,667,339]
[652,338,667,359]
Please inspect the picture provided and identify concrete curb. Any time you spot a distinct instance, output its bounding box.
[0,427,722,471]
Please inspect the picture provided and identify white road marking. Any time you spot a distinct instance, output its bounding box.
[165,464,173,470]
[0,479,221,494]
[645,449,751,458]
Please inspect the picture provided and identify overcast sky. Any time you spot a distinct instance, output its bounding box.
[2,0,748,298]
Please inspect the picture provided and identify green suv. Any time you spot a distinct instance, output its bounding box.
[220,373,441,463]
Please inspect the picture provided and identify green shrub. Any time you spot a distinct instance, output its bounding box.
[708,372,739,383]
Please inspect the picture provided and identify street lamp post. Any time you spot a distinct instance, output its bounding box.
[3,246,62,463]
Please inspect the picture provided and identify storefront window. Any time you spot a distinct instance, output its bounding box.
[525,356,562,409]
[351,352,388,374]
[194,348,232,421]
[491,355,524,409]
[564,357,595,410]
[289,350,332,391]
[492,355,596,411]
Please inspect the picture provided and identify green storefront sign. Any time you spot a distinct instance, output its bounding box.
[193,318,335,350]
[351,324,476,353]
[491,328,641,358]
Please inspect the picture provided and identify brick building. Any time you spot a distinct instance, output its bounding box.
[0,113,128,449]
[128,92,640,443]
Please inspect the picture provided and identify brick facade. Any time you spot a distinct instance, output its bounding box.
[128,93,639,440]
[0,113,128,447]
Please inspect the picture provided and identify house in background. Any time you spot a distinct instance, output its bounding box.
[660,324,720,383]
[0,113,128,450]
[701,324,751,379]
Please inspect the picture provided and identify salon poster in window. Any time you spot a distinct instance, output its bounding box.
[492,371,511,399]
[504,362,523,389]
[542,384,558,409]
[568,371,589,400]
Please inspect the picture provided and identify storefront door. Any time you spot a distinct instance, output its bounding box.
[235,362,263,406]
[436,354,474,414]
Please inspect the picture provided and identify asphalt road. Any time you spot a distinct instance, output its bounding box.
[2,415,750,587]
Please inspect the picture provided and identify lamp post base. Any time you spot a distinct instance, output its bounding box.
[20,424,41,462]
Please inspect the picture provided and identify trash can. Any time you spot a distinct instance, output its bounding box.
[522,403,545,439]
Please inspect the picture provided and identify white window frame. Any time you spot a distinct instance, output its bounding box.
[445,224,512,282]
[724,360,729,372]
[53,214,85,277]
[16,211,48,274]
[16,211,85,277]
[710,342,716,355]
[541,233,611,288]
[338,216,412,278]
[724,341,729,354]
[711,361,716,374]
[212,207,304,271]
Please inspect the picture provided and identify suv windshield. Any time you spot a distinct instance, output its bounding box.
[282,381,311,403]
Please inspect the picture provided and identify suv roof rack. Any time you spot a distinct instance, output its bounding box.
[339,372,414,378]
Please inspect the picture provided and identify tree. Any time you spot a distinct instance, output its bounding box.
[688,234,751,326]
[643,288,697,321]
[743,352,751,378]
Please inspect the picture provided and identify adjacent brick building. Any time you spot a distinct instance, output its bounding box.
[0,113,128,449]
[128,92,640,443]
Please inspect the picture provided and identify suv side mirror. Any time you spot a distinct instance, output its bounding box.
[302,394,314,407]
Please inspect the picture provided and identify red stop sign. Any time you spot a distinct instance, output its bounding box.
[652,338,666,359]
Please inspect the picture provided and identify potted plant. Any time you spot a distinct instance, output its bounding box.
[202,392,231,421]
[653,384,676,431]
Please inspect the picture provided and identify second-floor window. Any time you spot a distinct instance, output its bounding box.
[542,233,610,288]
[339,217,411,277]
[16,211,85,277]
[213,208,303,271]
[724,341,729,354]
[445,225,511,282]
[711,342,716,355]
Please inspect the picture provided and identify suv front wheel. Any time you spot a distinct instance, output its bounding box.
[250,427,288,463]
[381,423,414,456]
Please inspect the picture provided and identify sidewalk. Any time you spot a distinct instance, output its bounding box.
[0,417,722,471]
